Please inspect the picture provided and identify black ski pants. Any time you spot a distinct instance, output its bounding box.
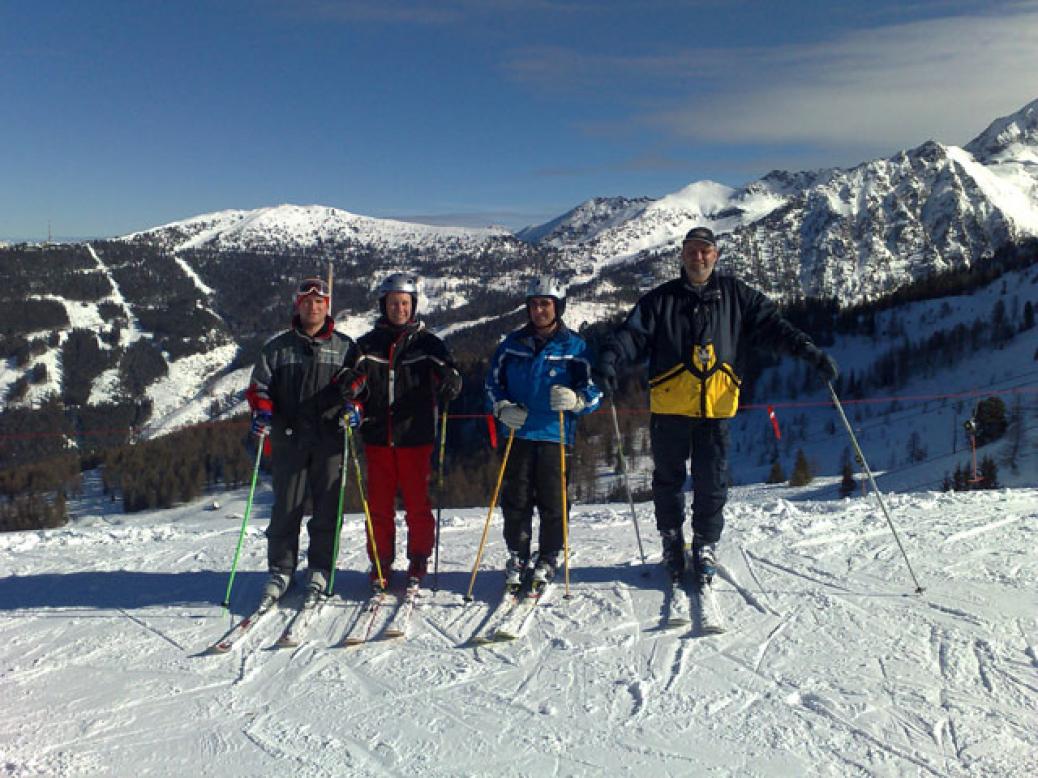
[266,433,344,576]
[500,437,568,561]
[649,414,729,544]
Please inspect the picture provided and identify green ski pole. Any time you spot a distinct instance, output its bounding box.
[222,430,267,607]
[327,421,351,597]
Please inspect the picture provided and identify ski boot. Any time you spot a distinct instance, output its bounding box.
[369,560,392,592]
[531,552,559,595]
[304,569,329,607]
[691,541,718,589]
[258,571,292,610]
[660,528,686,583]
[504,551,529,593]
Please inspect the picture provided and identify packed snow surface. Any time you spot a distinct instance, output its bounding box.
[1,481,1036,776]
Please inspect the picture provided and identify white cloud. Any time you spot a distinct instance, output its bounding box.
[650,3,1038,151]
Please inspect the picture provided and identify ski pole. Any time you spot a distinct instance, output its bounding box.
[433,400,449,592]
[221,429,267,607]
[559,412,572,600]
[327,422,351,597]
[347,427,385,588]
[464,428,515,602]
[609,400,648,570]
[827,381,925,594]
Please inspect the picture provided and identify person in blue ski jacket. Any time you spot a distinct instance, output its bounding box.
[485,276,602,589]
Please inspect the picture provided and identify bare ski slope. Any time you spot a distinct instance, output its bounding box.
[1,482,1036,777]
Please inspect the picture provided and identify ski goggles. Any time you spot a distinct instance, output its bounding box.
[294,278,330,300]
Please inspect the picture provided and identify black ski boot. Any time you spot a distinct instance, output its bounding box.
[691,540,718,588]
[531,551,559,594]
[504,551,529,592]
[660,528,686,582]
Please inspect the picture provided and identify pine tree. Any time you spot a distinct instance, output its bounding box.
[766,459,785,484]
[788,449,813,487]
[839,459,856,497]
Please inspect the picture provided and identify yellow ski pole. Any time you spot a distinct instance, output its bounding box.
[464,429,515,602]
[346,427,385,588]
[559,411,571,600]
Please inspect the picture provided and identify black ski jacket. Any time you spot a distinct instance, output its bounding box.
[354,318,458,447]
[247,316,357,445]
[602,271,815,418]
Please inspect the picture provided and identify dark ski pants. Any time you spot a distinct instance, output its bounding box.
[267,435,344,576]
[649,414,729,544]
[500,437,568,561]
[364,443,435,569]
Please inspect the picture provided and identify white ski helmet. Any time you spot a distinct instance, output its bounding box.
[525,275,566,319]
[377,272,420,317]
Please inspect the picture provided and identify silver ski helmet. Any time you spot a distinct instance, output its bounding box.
[377,272,419,318]
[525,275,566,320]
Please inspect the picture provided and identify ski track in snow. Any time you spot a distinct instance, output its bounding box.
[1,485,1036,776]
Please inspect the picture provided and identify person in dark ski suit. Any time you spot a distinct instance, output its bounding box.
[246,277,364,607]
[485,277,603,588]
[594,227,838,585]
[350,273,462,589]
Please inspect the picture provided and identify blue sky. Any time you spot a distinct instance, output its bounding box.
[2,0,1036,239]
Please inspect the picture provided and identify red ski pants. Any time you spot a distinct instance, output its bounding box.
[364,444,435,568]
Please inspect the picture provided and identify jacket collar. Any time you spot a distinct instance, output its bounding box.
[679,269,722,302]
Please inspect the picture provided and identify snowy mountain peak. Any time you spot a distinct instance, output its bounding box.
[122,203,514,253]
[964,97,1038,161]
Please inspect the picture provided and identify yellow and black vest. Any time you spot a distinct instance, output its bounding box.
[648,342,741,418]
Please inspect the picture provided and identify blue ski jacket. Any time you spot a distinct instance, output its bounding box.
[485,322,602,445]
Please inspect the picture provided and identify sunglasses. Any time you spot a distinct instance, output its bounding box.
[295,278,330,298]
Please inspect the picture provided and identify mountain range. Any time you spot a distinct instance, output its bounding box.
[1,98,1037,474]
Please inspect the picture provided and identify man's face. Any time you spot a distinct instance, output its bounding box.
[528,296,556,330]
[385,291,413,326]
[295,292,329,330]
[681,240,718,284]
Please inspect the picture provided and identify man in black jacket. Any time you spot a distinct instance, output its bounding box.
[351,273,462,589]
[246,277,362,608]
[595,227,837,586]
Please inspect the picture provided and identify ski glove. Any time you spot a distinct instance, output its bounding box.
[332,367,366,402]
[438,369,463,402]
[250,410,272,439]
[592,352,618,397]
[801,344,839,383]
[339,401,363,430]
[549,385,586,413]
[493,400,528,430]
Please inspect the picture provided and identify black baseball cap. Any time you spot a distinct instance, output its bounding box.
[682,227,716,246]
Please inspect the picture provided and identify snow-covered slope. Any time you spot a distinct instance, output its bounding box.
[1,482,1036,775]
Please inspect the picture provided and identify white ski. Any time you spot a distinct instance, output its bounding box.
[693,583,726,635]
[666,582,692,628]
[274,594,325,648]
[383,580,421,639]
[204,603,276,655]
[338,589,391,647]
[469,587,522,645]
[493,584,551,641]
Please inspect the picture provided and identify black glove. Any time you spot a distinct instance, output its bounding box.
[801,344,839,383]
[592,353,618,397]
[332,367,366,402]
[438,369,462,402]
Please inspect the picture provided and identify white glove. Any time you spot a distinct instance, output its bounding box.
[494,401,528,430]
[550,385,586,413]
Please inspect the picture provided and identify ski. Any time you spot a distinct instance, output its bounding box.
[493,582,551,641]
[692,582,726,635]
[383,579,421,639]
[666,580,692,628]
[338,588,390,647]
[274,593,326,648]
[469,585,523,645]
[204,602,276,655]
